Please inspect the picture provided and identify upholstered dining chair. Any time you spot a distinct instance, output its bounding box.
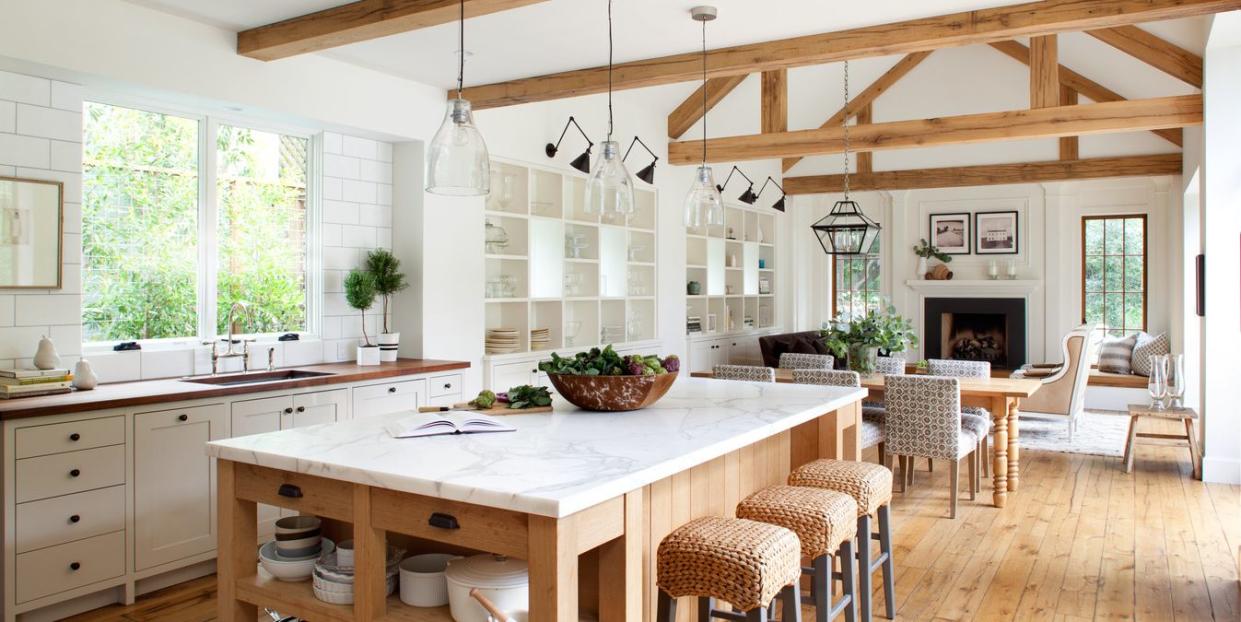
[883,375,979,518]
[927,358,993,487]
[873,356,907,376]
[778,352,834,370]
[791,369,887,465]
[1010,324,1103,441]
[713,364,776,383]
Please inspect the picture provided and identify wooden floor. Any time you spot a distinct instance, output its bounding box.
[68,418,1239,622]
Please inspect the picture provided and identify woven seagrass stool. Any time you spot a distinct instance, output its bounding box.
[788,460,895,621]
[656,516,804,622]
[736,485,859,622]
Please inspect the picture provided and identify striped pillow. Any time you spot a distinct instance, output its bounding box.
[1098,333,1139,374]
[1131,332,1170,376]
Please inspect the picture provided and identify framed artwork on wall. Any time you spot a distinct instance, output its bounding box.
[974,210,1019,255]
[928,212,971,255]
[0,176,64,289]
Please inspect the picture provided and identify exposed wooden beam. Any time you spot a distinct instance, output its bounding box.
[783,154,1182,194]
[782,51,932,172]
[461,0,1240,109]
[1030,35,1060,108]
[988,40,1182,146]
[856,105,873,174]
[666,75,747,139]
[667,95,1201,164]
[1087,25,1204,88]
[761,69,788,134]
[237,0,548,61]
[1060,87,1080,160]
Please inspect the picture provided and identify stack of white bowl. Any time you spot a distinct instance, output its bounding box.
[258,516,334,582]
[312,540,403,605]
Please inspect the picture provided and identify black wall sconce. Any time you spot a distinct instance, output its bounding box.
[716,165,757,204]
[545,116,593,174]
[622,136,658,184]
[755,177,786,212]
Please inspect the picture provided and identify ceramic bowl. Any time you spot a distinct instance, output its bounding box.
[399,553,460,607]
[259,538,334,581]
[275,515,321,537]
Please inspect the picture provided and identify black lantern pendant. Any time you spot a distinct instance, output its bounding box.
[811,200,880,254]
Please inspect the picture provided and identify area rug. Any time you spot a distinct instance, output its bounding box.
[1016,410,1129,457]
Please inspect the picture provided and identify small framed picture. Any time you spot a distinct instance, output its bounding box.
[975,211,1019,255]
[928,213,971,255]
[758,278,771,295]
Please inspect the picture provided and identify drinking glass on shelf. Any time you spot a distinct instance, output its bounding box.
[1147,354,1169,409]
[564,321,582,347]
[498,274,517,298]
[1165,353,1185,407]
[498,173,515,210]
[564,272,582,297]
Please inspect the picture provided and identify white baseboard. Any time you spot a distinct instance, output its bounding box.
[1203,456,1241,484]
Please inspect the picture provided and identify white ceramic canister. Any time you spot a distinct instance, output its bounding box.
[444,555,529,622]
[399,553,459,607]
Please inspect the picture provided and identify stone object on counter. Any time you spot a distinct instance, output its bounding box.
[33,335,60,370]
[73,359,98,390]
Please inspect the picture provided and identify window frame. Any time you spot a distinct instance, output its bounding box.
[830,250,882,320]
[1080,213,1147,335]
[81,94,322,350]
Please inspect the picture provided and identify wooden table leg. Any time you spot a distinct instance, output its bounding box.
[989,397,1009,508]
[216,460,257,622]
[1184,417,1202,480]
[1123,415,1140,473]
[353,484,387,621]
[529,514,579,622]
[1007,399,1020,492]
[598,490,643,622]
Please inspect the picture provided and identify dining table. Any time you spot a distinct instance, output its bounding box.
[691,369,1043,508]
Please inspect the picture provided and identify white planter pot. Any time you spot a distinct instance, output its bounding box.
[356,345,381,366]
[916,257,929,279]
[377,332,400,362]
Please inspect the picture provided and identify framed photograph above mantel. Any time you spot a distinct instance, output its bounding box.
[928,212,971,255]
[0,176,64,289]
[975,210,1019,255]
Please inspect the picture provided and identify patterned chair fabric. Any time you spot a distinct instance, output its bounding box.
[861,418,885,449]
[927,359,991,378]
[960,412,992,439]
[883,375,976,461]
[873,356,907,376]
[778,352,834,370]
[790,369,859,387]
[713,364,776,383]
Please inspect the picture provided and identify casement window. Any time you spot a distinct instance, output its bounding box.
[1082,215,1146,336]
[831,239,882,320]
[82,101,314,344]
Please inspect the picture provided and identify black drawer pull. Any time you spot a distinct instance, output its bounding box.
[69,562,81,571]
[69,433,80,442]
[277,483,303,498]
[178,414,189,422]
[283,407,294,414]
[388,387,397,393]
[69,514,81,523]
[443,383,452,389]
[69,469,81,478]
[428,512,459,530]
[296,406,305,413]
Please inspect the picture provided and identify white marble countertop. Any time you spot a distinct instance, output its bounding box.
[205,377,867,518]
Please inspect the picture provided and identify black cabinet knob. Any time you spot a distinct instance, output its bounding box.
[296,406,305,413]
[69,433,80,442]
[69,514,80,523]
[388,387,397,393]
[283,407,294,414]
[178,414,188,422]
[69,469,81,478]
[69,562,81,571]
[443,383,452,389]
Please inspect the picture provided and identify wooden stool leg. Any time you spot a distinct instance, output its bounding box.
[840,539,858,622]
[877,442,886,468]
[949,459,960,519]
[856,515,873,621]
[698,597,714,622]
[657,591,677,622]
[746,605,767,622]
[1123,415,1140,473]
[877,505,895,619]
[812,554,830,622]
[781,584,803,622]
[1184,417,1202,480]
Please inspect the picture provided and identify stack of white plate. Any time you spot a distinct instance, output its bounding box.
[486,329,521,354]
[530,328,551,351]
[600,325,625,344]
[312,546,404,605]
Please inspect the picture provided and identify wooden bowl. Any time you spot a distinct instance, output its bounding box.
[546,372,678,412]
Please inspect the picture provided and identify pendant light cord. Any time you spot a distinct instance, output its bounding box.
[842,60,850,200]
[701,17,707,165]
[456,0,464,98]
[607,0,614,142]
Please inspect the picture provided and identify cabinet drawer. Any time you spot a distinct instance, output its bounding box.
[16,445,126,504]
[370,488,528,560]
[429,374,463,398]
[16,485,125,554]
[232,463,355,522]
[352,379,425,418]
[15,416,124,459]
[490,361,535,392]
[16,531,125,603]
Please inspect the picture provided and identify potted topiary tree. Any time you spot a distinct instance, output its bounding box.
[365,249,409,362]
[344,269,380,366]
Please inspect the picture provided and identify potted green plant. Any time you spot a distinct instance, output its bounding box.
[820,306,918,373]
[365,249,409,362]
[344,269,380,366]
[913,238,952,279]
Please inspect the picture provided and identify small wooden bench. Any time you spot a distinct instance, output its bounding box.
[1124,403,1200,479]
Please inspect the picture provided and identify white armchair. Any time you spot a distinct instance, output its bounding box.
[1011,324,1103,441]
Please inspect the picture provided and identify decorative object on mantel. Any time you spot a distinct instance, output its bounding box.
[913,238,952,279]
[926,264,953,280]
[545,116,593,174]
[975,210,1019,255]
[72,359,98,390]
[988,260,999,280]
[1006,260,1019,279]
[584,0,637,217]
[426,0,489,196]
[344,269,381,366]
[366,249,409,363]
[538,345,679,411]
[928,213,971,255]
[33,335,60,370]
[820,307,918,374]
[811,61,880,256]
[683,5,725,228]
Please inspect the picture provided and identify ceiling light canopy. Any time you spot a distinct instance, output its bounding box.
[683,5,725,228]
[426,0,490,196]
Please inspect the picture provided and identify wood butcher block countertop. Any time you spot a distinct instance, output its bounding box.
[0,358,470,420]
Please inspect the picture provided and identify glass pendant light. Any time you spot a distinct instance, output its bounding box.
[683,6,724,228]
[810,60,881,254]
[585,0,635,216]
[426,0,490,196]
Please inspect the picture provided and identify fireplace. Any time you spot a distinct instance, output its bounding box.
[924,298,1026,370]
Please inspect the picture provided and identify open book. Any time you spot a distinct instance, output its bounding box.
[385,412,516,439]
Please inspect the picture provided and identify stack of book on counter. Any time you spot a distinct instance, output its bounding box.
[0,368,73,399]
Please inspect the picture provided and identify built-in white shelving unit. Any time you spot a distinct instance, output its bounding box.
[686,204,779,335]
[483,158,658,357]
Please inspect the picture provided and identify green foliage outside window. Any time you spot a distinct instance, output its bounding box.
[1083,216,1145,337]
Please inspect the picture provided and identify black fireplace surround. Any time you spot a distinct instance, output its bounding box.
[924,297,1027,370]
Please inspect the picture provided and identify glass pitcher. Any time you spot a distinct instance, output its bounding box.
[1147,354,1168,409]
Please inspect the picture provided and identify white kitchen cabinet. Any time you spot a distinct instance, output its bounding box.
[489,361,541,392]
[133,403,226,571]
[688,337,731,373]
[290,389,348,427]
[231,395,287,438]
[352,378,426,417]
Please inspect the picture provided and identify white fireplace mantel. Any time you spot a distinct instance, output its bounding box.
[904,279,1042,296]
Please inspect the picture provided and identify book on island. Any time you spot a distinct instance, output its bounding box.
[385,412,516,439]
[0,368,71,379]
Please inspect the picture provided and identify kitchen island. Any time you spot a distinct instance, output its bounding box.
[207,377,867,622]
